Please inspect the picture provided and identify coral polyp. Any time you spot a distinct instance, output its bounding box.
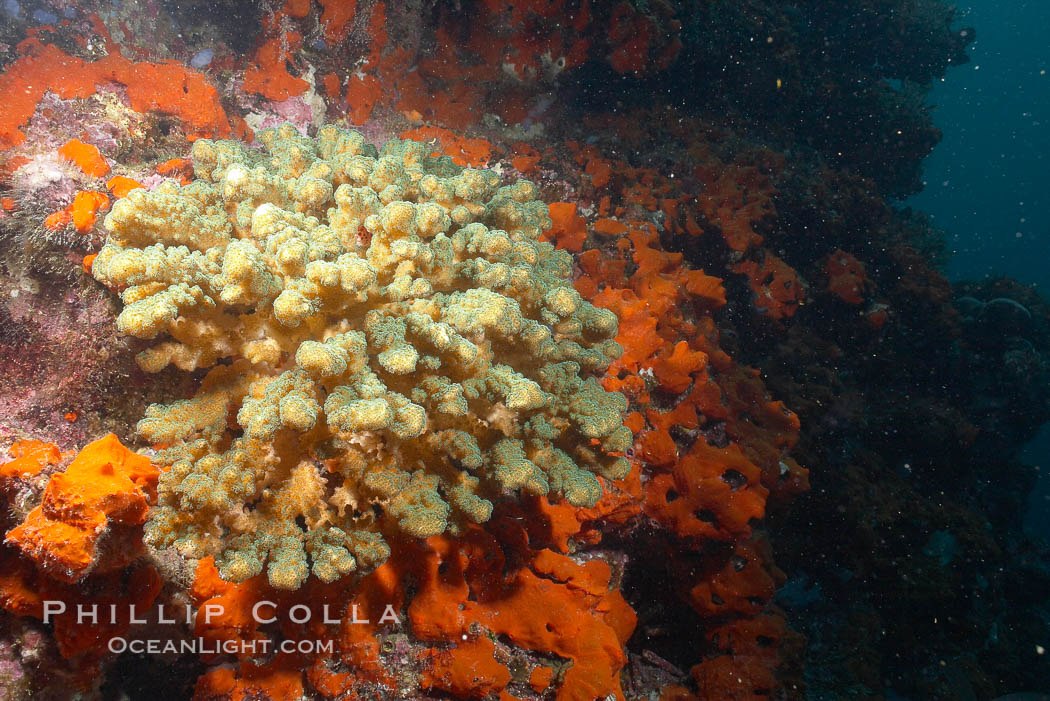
[89,123,630,590]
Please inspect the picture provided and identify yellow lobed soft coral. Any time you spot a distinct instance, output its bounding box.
[91,124,630,590]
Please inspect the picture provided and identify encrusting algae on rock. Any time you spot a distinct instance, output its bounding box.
[90,123,631,590]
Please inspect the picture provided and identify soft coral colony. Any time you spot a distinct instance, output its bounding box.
[0,3,844,700]
[94,123,630,590]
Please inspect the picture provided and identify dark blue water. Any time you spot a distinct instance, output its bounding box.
[908,0,1050,540]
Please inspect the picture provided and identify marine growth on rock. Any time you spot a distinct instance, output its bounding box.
[90,123,631,590]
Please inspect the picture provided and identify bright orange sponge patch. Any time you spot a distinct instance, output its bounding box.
[58,138,110,178]
[71,191,109,233]
[0,440,62,481]
[106,175,145,198]
[4,434,158,582]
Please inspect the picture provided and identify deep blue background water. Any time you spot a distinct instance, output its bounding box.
[907,0,1050,539]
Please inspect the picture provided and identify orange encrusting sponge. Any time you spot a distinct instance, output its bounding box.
[4,433,158,582]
